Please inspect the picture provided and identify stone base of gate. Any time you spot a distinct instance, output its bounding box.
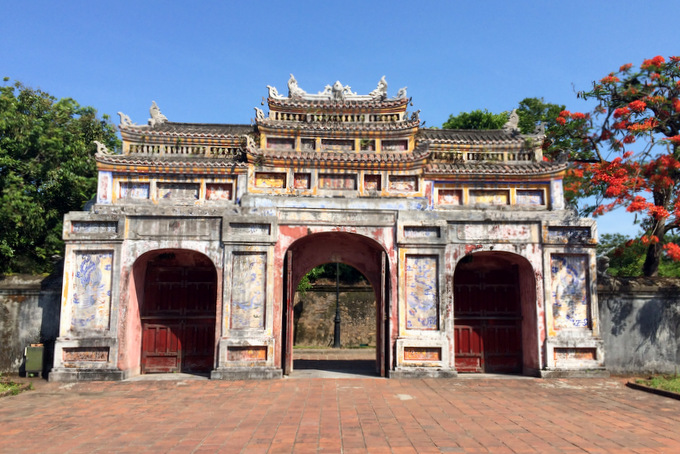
[539,368,610,379]
[390,368,458,379]
[49,368,128,382]
[210,367,282,380]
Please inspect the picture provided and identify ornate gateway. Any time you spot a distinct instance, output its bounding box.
[51,76,605,380]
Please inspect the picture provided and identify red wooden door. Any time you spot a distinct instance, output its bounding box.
[453,265,522,373]
[141,264,216,373]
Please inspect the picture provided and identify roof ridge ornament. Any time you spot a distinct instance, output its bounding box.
[368,76,388,99]
[93,140,113,155]
[148,101,168,127]
[117,112,138,128]
[266,75,408,101]
[503,109,520,133]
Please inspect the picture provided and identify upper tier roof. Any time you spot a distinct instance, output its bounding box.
[421,128,525,145]
[119,122,253,139]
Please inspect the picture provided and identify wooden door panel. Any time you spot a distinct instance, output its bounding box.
[141,261,216,374]
[141,323,181,373]
[182,319,215,371]
[454,324,483,372]
[454,263,522,373]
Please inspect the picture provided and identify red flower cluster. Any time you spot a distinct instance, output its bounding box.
[627,196,650,213]
[646,95,665,105]
[673,99,680,112]
[619,63,633,72]
[601,74,620,84]
[571,112,587,120]
[640,235,660,246]
[556,116,566,126]
[558,110,571,118]
[641,55,666,69]
[664,243,680,261]
[614,107,630,118]
[665,135,680,145]
[628,100,647,113]
[623,135,635,144]
[627,118,657,133]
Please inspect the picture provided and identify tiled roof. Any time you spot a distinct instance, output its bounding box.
[268,97,409,110]
[248,144,431,166]
[96,153,247,168]
[421,128,524,144]
[257,118,419,132]
[120,122,254,138]
[424,160,567,176]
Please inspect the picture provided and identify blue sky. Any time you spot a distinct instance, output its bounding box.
[3,1,680,237]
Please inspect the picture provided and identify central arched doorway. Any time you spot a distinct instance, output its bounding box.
[135,250,217,374]
[282,232,389,376]
[453,252,537,374]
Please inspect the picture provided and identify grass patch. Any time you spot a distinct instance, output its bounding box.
[0,376,33,397]
[636,375,680,394]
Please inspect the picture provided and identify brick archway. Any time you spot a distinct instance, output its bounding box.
[453,252,538,374]
[131,249,217,374]
[282,232,389,376]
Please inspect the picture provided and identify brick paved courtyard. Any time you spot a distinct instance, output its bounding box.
[1,374,679,453]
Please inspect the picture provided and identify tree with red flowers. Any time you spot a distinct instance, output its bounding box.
[550,56,680,276]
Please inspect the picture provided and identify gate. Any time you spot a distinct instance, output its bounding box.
[454,264,522,373]
[141,263,216,373]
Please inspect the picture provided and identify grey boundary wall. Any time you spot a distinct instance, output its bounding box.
[2,272,679,376]
[598,276,680,375]
[0,271,61,377]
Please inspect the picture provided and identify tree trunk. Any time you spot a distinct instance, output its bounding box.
[642,230,663,277]
[642,189,670,277]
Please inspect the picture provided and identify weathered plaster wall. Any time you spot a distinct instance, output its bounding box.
[0,273,60,375]
[599,277,680,374]
[294,285,376,347]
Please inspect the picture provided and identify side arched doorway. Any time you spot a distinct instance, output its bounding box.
[133,250,217,374]
[453,252,537,374]
[282,232,389,376]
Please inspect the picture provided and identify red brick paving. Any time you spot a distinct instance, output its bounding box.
[1,376,679,453]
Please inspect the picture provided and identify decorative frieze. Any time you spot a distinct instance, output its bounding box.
[554,347,596,361]
[403,227,440,239]
[457,224,533,242]
[128,217,220,240]
[63,347,109,362]
[71,221,117,234]
[405,255,439,330]
[230,252,267,330]
[404,347,441,361]
[70,252,113,332]
[227,346,267,361]
[546,226,592,244]
[550,254,590,329]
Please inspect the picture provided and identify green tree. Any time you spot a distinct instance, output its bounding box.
[516,97,566,135]
[598,233,680,277]
[0,79,119,275]
[442,99,565,138]
[442,109,508,130]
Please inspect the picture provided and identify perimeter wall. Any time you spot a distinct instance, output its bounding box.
[2,273,679,375]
